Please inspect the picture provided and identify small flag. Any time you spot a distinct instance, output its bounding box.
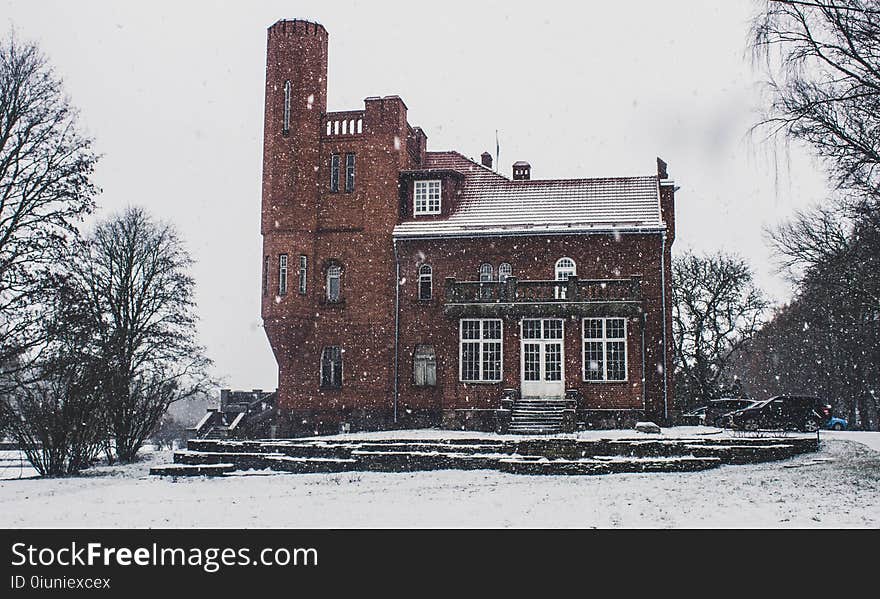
[495,129,500,171]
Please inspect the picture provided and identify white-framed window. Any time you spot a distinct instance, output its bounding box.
[418,264,432,300]
[298,255,307,295]
[413,344,437,386]
[479,263,493,282]
[320,346,343,389]
[283,80,291,133]
[278,254,288,296]
[459,319,503,382]
[582,317,627,382]
[326,264,342,302]
[555,257,576,299]
[414,180,441,215]
[498,263,513,281]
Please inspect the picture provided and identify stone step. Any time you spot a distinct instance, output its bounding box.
[511,412,565,417]
[149,463,235,477]
[512,414,563,419]
[508,429,563,435]
[498,455,722,475]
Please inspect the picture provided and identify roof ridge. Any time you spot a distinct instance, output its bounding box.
[426,150,508,181]
[494,175,657,185]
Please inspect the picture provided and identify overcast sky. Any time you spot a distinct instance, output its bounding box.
[4,0,833,391]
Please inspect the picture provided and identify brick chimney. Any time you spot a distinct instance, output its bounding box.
[513,161,531,181]
[481,151,493,169]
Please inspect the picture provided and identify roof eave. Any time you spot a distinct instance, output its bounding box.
[392,225,668,240]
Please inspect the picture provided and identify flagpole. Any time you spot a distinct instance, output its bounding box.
[495,129,499,173]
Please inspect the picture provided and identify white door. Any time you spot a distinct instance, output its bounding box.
[520,319,565,397]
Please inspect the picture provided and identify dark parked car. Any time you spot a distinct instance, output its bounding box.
[681,406,707,426]
[725,395,832,432]
[704,399,759,427]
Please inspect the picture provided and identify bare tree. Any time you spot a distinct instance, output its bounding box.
[2,278,107,476]
[150,414,188,450]
[760,199,880,429]
[672,251,770,410]
[749,1,880,429]
[4,358,105,476]
[70,207,212,463]
[751,0,880,201]
[0,32,98,368]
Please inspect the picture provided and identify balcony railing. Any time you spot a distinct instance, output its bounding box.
[444,276,641,305]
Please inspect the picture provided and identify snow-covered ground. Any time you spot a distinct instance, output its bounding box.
[1,428,878,528]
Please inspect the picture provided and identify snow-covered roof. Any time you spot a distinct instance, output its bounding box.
[393,151,665,238]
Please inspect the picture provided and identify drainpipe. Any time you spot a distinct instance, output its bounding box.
[393,238,400,424]
[660,232,669,422]
[640,311,647,412]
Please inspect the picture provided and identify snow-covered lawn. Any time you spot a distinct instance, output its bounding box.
[1,428,878,528]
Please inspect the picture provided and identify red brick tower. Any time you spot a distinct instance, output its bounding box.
[260,19,423,435]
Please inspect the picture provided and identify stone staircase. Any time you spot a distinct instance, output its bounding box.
[508,397,569,434]
[202,426,231,440]
[149,435,820,478]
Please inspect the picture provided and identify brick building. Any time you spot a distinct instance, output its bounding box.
[260,19,676,436]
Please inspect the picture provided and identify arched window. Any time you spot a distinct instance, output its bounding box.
[555,257,576,299]
[498,263,512,281]
[418,264,432,300]
[326,264,342,302]
[320,346,343,389]
[413,345,436,386]
[479,263,493,282]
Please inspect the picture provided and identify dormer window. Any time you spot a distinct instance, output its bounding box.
[414,180,441,215]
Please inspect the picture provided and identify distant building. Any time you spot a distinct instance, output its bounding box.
[260,19,676,436]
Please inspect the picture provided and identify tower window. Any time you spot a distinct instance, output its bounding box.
[414,180,441,215]
[418,264,432,300]
[320,346,343,389]
[279,254,288,296]
[282,80,291,134]
[326,264,342,303]
[479,263,493,282]
[263,255,269,296]
[345,153,356,192]
[298,255,307,295]
[330,154,340,193]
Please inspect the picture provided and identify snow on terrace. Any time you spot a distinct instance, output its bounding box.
[0,428,877,528]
